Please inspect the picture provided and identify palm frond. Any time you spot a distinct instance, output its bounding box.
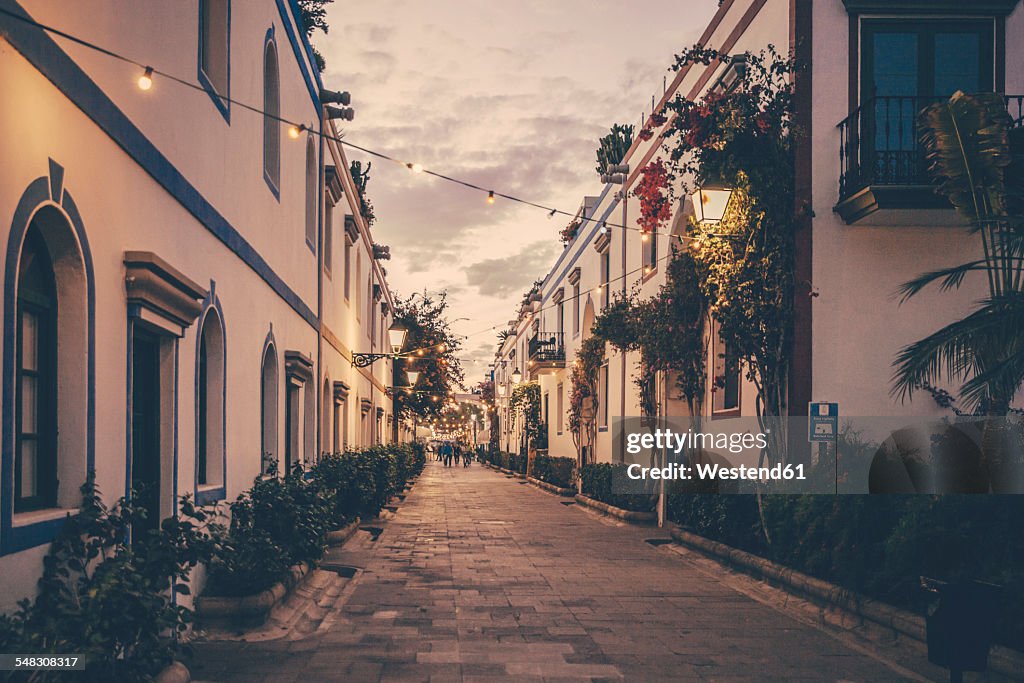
[918,92,1012,222]
[897,259,990,302]
[892,294,1024,408]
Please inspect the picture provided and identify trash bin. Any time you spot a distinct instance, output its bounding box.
[920,577,1001,680]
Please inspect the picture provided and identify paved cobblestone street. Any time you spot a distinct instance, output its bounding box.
[190,460,925,682]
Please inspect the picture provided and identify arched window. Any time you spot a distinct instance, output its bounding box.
[263,36,280,193]
[303,378,315,465]
[305,135,317,249]
[260,343,278,474]
[15,226,58,512]
[196,308,225,492]
[322,379,331,454]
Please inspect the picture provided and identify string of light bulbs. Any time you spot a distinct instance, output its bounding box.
[0,7,730,241]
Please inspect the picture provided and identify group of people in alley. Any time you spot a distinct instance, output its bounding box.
[432,440,473,468]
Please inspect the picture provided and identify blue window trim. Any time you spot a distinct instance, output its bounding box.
[194,284,227,506]
[197,0,231,124]
[260,328,278,475]
[0,1,318,329]
[305,134,317,254]
[2,161,96,557]
[277,0,322,113]
[263,27,281,201]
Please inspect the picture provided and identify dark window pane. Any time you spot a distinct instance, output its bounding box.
[872,32,918,97]
[935,32,982,96]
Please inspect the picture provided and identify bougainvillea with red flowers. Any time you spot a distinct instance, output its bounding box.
[633,158,673,236]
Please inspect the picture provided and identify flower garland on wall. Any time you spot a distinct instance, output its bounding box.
[634,158,673,238]
[664,45,800,465]
[559,219,582,245]
[568,335,606,462]
[510,382,544,451]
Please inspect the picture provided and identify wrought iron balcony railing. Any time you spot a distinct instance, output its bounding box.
[837,95,1024,204]
[528,332,565,364]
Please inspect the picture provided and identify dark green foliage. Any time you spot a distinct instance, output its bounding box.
[349,160,375,227]
[510,383,544,451]
[668,494,1024,649]
[203,469,333,597]
[392,291,465,423]
[580,463,656,512]
[0,478,217,682]
[531,455,576,489]
[295,0,332,72]
[200,445,419,598]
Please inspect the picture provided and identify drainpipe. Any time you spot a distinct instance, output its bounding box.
[619,194,628,464]
[316,105,325,463]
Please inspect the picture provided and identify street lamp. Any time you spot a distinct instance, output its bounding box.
[353,321,409,368]
[406,370,420,385]
[388,321,409,354]
[497,384,506,397]
[511,368,522,384]
[691,178,734,224]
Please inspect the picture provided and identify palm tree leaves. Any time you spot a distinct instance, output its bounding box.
[895,93,1024,413]
[892,294,1024,412]
[918,91,1012,222]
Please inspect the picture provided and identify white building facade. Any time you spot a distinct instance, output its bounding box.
[0,0,404,609]
[494,0,1024,464]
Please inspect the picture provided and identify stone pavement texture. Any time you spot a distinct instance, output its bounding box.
[189,460,923,682]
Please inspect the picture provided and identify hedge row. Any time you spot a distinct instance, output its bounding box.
[580,463,657,512]
[0,443,425,681]
[531,455,576,489]
[485,449,527,474]
[667,493,1024,650]
[205,443,424,597]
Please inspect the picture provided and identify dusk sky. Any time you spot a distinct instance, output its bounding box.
[316,0,719,383]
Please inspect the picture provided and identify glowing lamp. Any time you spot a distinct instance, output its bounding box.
[691,179,734,224]
[388,321,409,354]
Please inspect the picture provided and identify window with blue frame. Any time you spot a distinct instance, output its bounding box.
[263,37,281,194]
[199,0,229,119]
[861,20,994,181]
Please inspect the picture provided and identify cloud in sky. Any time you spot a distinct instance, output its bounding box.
[464,240,563,299]
[316,0,718,381]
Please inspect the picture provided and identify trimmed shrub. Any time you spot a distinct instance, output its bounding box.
[580,463,656,512]
[0,479,216,682]
[667,494,1024,649]
[532,455,576,489]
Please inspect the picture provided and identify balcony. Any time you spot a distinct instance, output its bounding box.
[835,95,1024,224]
[528,332,565,376]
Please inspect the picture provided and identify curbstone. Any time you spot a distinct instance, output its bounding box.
[527,476,575,497]
[325,518,361,547]
[668,525,1024,678]
[574,494,656,524]
[195,562,310,629]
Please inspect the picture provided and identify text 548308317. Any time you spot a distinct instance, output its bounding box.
[0,655,85,671]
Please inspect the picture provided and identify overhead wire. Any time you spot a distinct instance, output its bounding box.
[0,7,730,240]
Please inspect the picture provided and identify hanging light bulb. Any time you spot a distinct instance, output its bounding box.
[288,123,306,139]
[137,66,154,91]
[487,191,495,205]
[641,232,649,243]
[599,223,608,235]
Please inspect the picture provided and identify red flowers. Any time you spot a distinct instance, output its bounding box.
[634,159,672,235]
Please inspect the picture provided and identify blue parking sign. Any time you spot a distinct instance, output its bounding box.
[808,402,838,443]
